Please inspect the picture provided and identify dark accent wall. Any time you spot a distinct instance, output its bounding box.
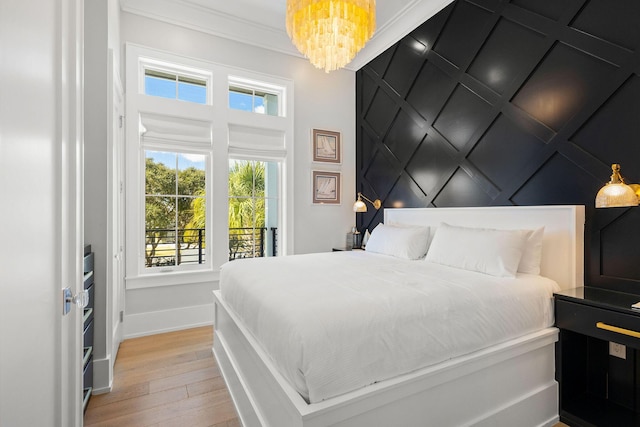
[356,0,640,294]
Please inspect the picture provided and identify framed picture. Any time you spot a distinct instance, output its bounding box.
[312,171,341,204]
[312,129,341,164]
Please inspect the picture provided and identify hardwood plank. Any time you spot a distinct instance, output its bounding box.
[87,389,233,427]
[156,396,238,427]
[115,357,216,389]
[84,387,188,425]
[84,326,239,427]
[87,382,150,409]
[186,377,228,398]
[148,365,220,394]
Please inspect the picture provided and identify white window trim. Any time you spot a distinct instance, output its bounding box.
[124,43,295,290]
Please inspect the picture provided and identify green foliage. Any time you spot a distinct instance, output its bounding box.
[144,156,206,266]
[228,160,265,229]
[228,161,266,259]
[144,156,270,264]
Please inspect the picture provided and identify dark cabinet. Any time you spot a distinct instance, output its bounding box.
[555,287,640,426]
[83,244,94,413]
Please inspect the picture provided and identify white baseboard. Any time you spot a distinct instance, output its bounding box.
[123,303,213,339]
[92,356,113,395]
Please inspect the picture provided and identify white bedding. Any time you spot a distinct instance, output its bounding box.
[219,250,560,404]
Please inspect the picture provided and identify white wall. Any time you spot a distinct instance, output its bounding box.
[117,13,356,337]
[84,0,122,392]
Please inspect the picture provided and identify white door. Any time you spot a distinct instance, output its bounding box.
[0,0,84,425]
[58,0,86,424]
[109,50,126,367]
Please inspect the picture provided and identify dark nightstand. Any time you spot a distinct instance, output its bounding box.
[555,287,640,426]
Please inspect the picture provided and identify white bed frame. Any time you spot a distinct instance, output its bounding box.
[213,205,585,427]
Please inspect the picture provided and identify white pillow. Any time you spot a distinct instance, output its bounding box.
[425,223,528,277]
[365,223,431,260]
[519,227,544,275]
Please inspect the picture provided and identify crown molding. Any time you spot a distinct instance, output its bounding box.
[120,0,454,72]
[120,0,301,58]
[347,0,454,71]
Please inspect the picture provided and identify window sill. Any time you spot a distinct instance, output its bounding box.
[126,268,220,290]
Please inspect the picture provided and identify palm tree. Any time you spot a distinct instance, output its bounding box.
[228,160,265,259]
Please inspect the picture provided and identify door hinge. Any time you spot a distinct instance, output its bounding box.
[120,311,124,323]
[119,115,124,128]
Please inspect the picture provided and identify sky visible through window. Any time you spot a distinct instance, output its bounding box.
[146,151,205,171]
[229,91,265,114]
[145,75,207,104]
[145,71,276,116]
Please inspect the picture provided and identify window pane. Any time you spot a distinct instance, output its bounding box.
[177,154,206,195]
[145,75,176,99]
[145,149,208,269]
[228,159,277,260]
[144,70,208,105]
[228,160,256,197]
[229,88,254,112]
[145,196,176,267]
[264,93,279,116]
[176,196,205,265]
[253,96,265,114]
[178,81,207,104]
[181,196,206,265]
[228,197,256,260]
[146,151,176,195]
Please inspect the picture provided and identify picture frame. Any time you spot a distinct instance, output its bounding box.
[312,171,341,204]
[312,129,341,164]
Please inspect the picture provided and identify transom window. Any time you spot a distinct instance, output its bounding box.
[145,69,207,104]
[228,76,285,117]
[229,86,278,115]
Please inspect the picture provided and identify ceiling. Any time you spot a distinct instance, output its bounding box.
[120,0,454,71]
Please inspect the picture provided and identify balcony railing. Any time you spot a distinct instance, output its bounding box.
[145,227,277,267]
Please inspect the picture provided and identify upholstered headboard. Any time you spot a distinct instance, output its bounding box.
[384,205,585,290]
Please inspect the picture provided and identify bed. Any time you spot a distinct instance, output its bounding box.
[212,205,585,427]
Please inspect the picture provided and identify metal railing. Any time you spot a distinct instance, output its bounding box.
[228,227,277,261]
[145,227,277,267]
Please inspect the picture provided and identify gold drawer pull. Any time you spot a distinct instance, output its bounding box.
[596,322,640,339]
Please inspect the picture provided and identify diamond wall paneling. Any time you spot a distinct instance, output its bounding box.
[356,0,640,294]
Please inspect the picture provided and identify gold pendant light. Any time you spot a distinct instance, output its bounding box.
[286,0,376,73]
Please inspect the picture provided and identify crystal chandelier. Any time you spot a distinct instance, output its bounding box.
[286,0,376,73]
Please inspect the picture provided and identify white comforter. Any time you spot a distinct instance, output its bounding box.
[219,251,560,403]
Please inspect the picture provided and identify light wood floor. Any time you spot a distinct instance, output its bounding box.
[85,325,570,427]
[84,326,240,427]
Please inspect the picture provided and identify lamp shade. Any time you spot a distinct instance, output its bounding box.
[353,199,367,212]
[595,183,639,208]
[286,0,376,73]
[595,164,640,208]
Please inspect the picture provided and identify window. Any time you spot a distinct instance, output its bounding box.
[228,76,285,117]
[126,45,294,288]
[228,159,280,260]
[145,150,207,269]
[145,69,207,104]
